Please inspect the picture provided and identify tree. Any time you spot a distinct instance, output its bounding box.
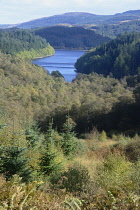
[39,147,62,176]
[51,70,64,78]
[61,115,77,156]
[0,146,31,182]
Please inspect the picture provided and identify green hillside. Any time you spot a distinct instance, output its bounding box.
[92,19,140,39]
[75,32,140,79]
[0,51,132,133]
[0,28,140,208]
[34,26,110,49]
[0,28,54,59]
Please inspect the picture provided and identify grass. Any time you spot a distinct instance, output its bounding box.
[0,131,140,209]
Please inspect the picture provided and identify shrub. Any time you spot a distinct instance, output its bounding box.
[90,190,140,210]
[51,163,90,194]
[96,152,132,192]
[0,174,67,210]
[125,140,140,162]
[99,130,107,142]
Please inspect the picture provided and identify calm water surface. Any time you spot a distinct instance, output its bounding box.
[32,50,86,82]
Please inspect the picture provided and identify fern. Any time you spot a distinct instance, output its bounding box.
[63,197,83,210]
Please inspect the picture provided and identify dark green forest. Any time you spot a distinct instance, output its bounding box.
[92,19,140,39]
[0,28,54,59]
[33,26,110,49]
[0,27,140,209]
[75,32,140,79]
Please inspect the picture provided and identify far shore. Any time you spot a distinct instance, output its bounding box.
[32,53,55,60]
[32,49,87,60]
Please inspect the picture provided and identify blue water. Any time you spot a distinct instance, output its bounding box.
[32,50,86,82]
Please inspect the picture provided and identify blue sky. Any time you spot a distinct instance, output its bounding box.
[0,0,140,24]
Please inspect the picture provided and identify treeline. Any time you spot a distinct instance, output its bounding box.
[0,52,140,209]
[75,32,140,79]
[92,19,140,39]
[1,31,140,134]
[0,28,54,59]
[33,26,110,49]
[0,51,135,135]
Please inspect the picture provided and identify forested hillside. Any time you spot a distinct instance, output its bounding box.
[0,50,140,209]
[0,25,140,208]
[0,28,54,59]
[1,48,140,136]
[33,26,110,49]
[0,51,133,133]
[92,19,140,39]
[75,32,140,79]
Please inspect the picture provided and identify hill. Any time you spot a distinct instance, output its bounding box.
[0,24,11,28]
[0,28,54,59]
[0,51,134,133]
[91,19,140,39]
[0,51,139,207]
[34,26,110,49]
[14,12,112,29]
[75,32,140,79]
[2,10,140,29]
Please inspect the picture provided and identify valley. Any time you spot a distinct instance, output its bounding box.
[0,9,140,210]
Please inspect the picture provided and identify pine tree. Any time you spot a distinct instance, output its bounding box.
[61,115,76,156]
[0,146,31,182]
[39,146,62,176]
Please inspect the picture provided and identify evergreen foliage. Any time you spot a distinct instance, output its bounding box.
[34,26,110,49]
[0,146,31,182]
[39,145,63,176]
[0,28,54,59]
[93,19,140,39]
[25,125,41,148]
[51,70,64,78]
[1,15,140,209]
[75,32,140,79]
[61,116,77,156]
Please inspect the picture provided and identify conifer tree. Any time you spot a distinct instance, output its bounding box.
[0,146,31,182]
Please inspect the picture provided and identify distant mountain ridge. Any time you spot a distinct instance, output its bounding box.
[1,10,140,29]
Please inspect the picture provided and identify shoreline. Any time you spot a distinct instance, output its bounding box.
[32,49,87,60]
[32,53,55,60]
[54,48,88,52]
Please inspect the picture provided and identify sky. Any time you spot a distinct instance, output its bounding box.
[0,0,140,24]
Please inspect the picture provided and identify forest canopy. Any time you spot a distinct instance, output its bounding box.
[0,51,134,134]
[0,27,140,209]
[0,28,54,59]
[91,19,140,39]
[33,26,110,49]
[75,32,140,79]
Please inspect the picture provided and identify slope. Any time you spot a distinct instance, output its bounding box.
[0,28,54,59]
[2,10,140,29]
[75,32,140,79]
[34,26,110,49]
